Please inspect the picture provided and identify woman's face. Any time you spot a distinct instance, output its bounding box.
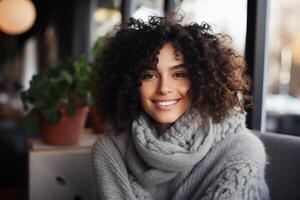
[139,42,192,134]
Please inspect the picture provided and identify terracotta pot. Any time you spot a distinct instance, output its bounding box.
[40,106,89,145]
[89,106,106,134]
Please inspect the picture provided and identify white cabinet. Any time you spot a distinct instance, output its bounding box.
[28,132,98,200]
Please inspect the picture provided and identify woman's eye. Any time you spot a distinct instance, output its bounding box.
[141,73,157,80]
[173,72,187,78]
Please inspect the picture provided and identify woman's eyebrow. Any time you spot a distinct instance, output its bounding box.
[170,63,186,70]
[144,64,186,71]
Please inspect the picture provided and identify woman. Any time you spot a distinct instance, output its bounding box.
[92,15,270,200]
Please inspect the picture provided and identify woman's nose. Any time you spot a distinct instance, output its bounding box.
[157,76,172,95]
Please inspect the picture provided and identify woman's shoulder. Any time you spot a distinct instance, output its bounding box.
[92,134,113,153]
[212,109,266,163]
[236,129,266,153]
[92,130,130,160]
[224,129,267,166]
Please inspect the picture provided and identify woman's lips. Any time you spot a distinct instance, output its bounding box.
[152,99,179,110]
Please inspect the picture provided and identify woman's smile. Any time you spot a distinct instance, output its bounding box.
[152,99,180,110]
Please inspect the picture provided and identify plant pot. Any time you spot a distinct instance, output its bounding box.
[40,106,89,145]
[89,106,106,134]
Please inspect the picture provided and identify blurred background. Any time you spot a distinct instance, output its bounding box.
[1,0,300,199]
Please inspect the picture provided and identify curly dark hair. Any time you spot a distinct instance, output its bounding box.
[94,15,252,131]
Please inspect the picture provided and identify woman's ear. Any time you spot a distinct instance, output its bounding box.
[138,81,142,87]
[187,88,193,97]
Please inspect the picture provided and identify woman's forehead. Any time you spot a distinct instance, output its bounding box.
[156,43,184,66]
[141,42,185,70]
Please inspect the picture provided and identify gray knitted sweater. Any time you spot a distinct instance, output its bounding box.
[92,108,270,200]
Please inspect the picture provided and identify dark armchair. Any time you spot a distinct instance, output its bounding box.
[256,132,300,200]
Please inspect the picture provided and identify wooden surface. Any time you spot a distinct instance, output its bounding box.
[28,129,100,151]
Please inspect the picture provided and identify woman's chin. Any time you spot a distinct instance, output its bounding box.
[151,115,179,126]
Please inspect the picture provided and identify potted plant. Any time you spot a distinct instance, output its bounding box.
[21,56,93,145]
[88,36,108,134]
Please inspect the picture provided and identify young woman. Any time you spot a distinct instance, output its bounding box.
[92,15,270,200]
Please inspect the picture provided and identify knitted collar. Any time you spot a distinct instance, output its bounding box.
[125,107,215,187]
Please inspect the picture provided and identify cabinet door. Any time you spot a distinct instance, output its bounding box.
[29,149,97,200]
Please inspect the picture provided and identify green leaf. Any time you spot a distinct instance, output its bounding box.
[60,70,73,84]
[25,109,40,132]
[86,91,93,106]
[20,91,29,111]
[42,107,61,124]
[92,36,107,56]
[66,104,76,116]
[48,62,65,77]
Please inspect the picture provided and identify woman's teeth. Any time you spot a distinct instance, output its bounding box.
[156,100,177,106]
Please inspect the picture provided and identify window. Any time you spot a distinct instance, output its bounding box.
[176,0,247,54]
[132,0,164,20]
[266,0,300,136]
[92,0,122,38]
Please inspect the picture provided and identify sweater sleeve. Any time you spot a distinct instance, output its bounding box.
[199,159,270,200]
[91,135,135,200]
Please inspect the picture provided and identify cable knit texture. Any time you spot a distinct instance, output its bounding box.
[92,108,270,200]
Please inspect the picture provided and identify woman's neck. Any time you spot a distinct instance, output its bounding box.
[153,121,172,135]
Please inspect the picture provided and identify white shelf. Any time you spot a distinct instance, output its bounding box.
[28,129,99,200]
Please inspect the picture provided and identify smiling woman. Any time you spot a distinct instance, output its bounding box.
[92,14,270,200]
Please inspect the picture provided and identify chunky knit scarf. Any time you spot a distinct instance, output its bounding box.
[126,108,216,188]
